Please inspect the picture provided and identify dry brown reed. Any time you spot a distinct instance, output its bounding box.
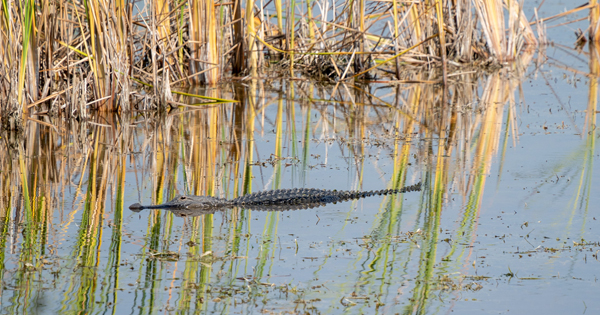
[590,0,600,42]
[0,0,588,122]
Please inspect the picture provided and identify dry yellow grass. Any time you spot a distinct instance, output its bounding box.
[0,0,588,119]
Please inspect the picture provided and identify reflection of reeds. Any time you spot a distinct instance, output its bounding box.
[563,41,598,233]
[0,54,578,313]
[573,41,598,228]
[328,56,530,313]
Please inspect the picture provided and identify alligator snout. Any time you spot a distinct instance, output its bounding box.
[129,203,143,211]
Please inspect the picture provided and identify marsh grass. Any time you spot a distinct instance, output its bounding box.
[0,0,588,122]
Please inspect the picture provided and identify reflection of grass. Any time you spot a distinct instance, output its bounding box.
[301,85,312,183]
[254,88,284,283]
[18,146,34,258]
[445,73,507,266]
[559,42,598,244]
[0,67,547,312]
[522,45,596,245]
[404,132,445,314]
[574,42,599,235]
[306,67,525,313]
[63,126,108,313]
[101,153,126,311]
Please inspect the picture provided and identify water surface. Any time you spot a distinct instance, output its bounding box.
[1,43,599,315]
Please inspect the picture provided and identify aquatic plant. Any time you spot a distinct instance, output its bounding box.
[0,0,590,120]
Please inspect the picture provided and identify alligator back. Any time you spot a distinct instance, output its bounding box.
[231,182,422,206]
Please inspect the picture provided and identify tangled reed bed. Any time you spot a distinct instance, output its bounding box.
[0,0,590,127]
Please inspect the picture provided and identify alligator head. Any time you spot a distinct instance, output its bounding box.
[129,194,231,212]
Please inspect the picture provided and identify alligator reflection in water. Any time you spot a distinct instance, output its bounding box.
[129,182,422,217]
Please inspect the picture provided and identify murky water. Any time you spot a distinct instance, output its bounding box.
[2,36,600,315]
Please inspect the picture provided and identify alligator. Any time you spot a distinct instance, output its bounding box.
[129,182,421,217]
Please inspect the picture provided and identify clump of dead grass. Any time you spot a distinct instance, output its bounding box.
[0,0,590,122]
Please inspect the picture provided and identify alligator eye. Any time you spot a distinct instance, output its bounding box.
[180,196,186,200]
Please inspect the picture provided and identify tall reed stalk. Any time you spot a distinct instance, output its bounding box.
[274,0,283,32]
[232,0,245,74]
[82,1,108,105]
[189,0,220,84]
[16,0,37,113]
[591,0,600,41]
[289,0,296,76]
[473,0,535,61]
[246,0,258,76]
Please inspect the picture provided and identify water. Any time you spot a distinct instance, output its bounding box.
[2,10,600,315]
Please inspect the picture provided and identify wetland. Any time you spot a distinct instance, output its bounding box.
[1,0,599,314]
[2,57,599,313]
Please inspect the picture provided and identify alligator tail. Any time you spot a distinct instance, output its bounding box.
[368,182,422,198]
[332,182,421,203]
